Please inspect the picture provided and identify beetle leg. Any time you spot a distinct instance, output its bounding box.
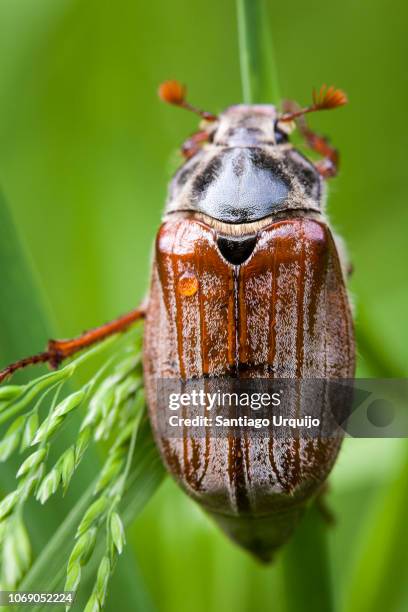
[291,112,339,178]
[0,304,146,383]
[281,99,339,178]
[302,125,339,178]
[181,130,209,159]
[333,233,353,279]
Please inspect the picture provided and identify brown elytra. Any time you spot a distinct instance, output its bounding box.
[143,215,354,561]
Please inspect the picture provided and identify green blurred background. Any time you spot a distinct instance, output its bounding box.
[0,0,407,610]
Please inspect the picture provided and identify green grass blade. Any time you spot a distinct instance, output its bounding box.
[0,192,100,545]
[0,191,51,375]
[341,447,408,612]
[236,0,280,104]
[281,504,333,612]
[340,309,408,611]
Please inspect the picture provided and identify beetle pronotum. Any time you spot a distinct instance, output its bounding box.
[0,82,355,562]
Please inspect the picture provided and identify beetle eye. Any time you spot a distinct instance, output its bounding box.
[274,128,288,144]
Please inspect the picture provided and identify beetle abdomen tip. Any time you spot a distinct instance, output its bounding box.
[208,504,305,563]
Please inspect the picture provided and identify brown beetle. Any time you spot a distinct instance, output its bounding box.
[0,82,355,562]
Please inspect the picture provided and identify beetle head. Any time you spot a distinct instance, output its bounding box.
[210,104,290,147]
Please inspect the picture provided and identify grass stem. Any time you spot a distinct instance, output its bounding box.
[235,3,333,610]
[280,505,334,612]
[236,0,280,104]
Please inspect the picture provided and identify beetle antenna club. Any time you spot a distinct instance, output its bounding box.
[158,79,217,121]
[280,85,348,122]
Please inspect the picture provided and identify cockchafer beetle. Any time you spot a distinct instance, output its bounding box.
[0,81,355,562]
